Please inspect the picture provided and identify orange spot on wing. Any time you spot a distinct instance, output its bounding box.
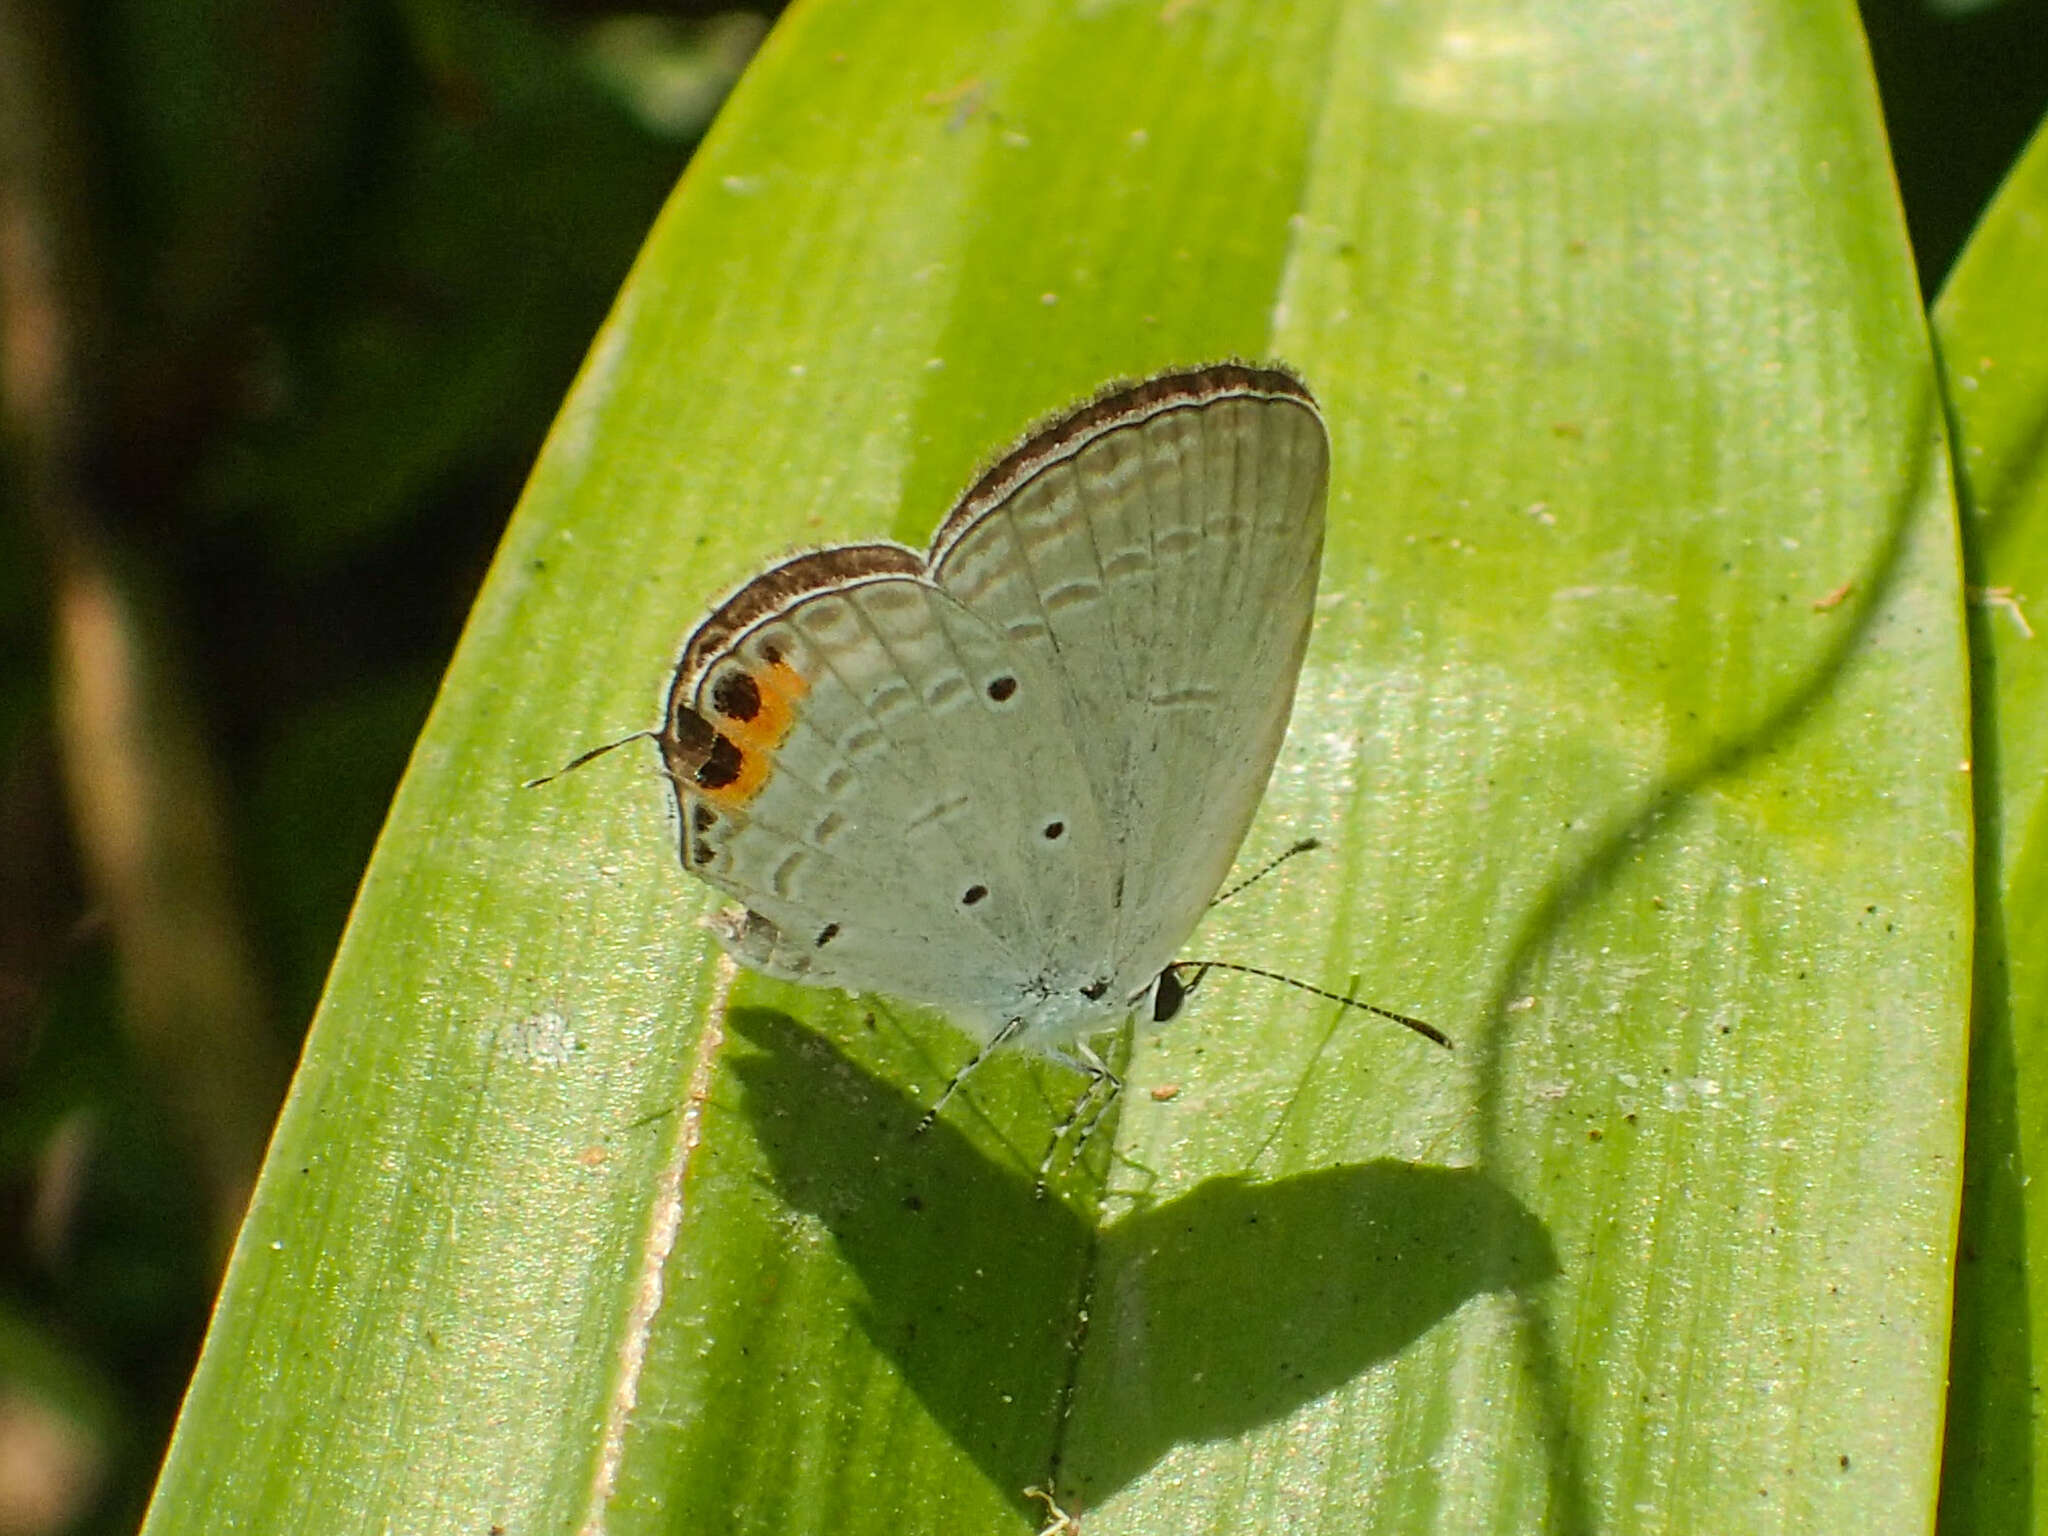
[699,659,810,809]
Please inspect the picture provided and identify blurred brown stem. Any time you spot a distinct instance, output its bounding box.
[2,0,286,1264]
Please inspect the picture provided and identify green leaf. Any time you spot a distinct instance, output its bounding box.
[143,3,1970,1533]
[1933,111,2048,1536]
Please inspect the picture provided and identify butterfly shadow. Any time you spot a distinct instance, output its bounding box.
[723,1006,1556,1514]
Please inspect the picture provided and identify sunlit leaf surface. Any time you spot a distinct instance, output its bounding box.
[1933,115,2048,1536]
[144,4,1969,1533]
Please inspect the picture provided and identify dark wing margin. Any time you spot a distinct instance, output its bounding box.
[930,362,1317,560]
[675,543,925,688]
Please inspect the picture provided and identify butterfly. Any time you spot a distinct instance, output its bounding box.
[545,363,1441,1179]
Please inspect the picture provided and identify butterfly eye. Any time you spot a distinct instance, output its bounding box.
[961,884,989,906]
[1042,821,1065,841]
[986,675,1018,703]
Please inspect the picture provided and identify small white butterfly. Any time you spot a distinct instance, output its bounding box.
[546,364,1440,1174]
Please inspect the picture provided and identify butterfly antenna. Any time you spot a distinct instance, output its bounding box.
[1169,959,1452,1049]
[522,730,660,789]
[1209,837,1320,908]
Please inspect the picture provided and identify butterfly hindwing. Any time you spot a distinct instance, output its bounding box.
[670,562,1114,1036]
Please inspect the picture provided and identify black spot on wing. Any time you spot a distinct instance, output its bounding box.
[696,734,743,790]
[712,669,762,722]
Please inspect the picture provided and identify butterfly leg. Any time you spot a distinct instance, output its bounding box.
[1035,1040,1123,1198]
[1069,1041,1125,1154]
[916,1016,1026,1134]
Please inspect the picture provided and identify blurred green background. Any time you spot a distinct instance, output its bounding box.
[0,0,2041,1531]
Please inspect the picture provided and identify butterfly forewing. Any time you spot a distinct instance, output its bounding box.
[930,366,1328,988]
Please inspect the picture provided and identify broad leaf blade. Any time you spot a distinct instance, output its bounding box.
[1069,7,1968,1531]
[143,4,1970,1535]
[1933,112,2048,1536]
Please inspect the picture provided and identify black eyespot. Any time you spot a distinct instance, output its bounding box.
[1081,980,1108,1001]
[1152,967,1187,1023]
[712,670,762,722]
[987,676,1017,702]
[691,804,717,833]
[759,641,784,665]
[694,734,744,790]
[692,840,716,866]
[816,923,840,947]
[1043,820,1065,840]
[962,884,988,906]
